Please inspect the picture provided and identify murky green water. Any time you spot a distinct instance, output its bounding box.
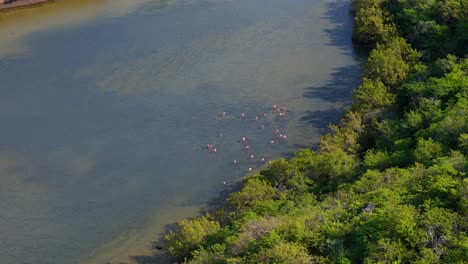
[0,0,363,263]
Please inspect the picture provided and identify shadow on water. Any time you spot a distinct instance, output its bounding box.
[303,64,362,105]
[301,64,362,134]
[301,0,367,134]
[300,66,363,143]
[322,0,354,54]
[131,254,171,264]
[300,108,344,134]
[322,0,369,58]
[129,223,173,264]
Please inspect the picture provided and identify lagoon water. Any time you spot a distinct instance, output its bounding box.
[0,0,363,263]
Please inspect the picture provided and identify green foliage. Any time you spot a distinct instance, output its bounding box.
[414,138,445,164]
[419,207,461,262]
[164,216,221,261]
[227,178,275,210]
[354,78,395,109]
[352,0,397,46]
[412,21,451,60]
[187,244,226,264]
[260,159,292,187]
[364,37,420,88]
[405,110,424,131]
[459,133,468,154]
[437,0,468,24]
[424,165,464,210]
[363,149,393,170]
[253,242,312,264]
[428,98,468,147]
[350,204,419,262]
[319,111,363,154]
[310,149,360,193]
[363,238,408,264]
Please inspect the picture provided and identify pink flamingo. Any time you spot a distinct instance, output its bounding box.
[249,154,254,159]
[245,145,250,150]
[241,137,246,143]
[270,140,275,144]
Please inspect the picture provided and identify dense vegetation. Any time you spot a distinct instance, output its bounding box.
[164,0,468,262]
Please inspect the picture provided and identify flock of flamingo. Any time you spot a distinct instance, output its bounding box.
[202,104,290,184]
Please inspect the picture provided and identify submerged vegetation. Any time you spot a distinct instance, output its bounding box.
[164,0,468,262]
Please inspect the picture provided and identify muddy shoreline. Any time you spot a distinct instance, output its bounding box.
[0,0,52,11]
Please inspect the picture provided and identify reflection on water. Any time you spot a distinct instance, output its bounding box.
[0,0,363,263]
[0,0,153,56]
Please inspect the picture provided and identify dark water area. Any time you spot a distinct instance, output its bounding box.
[0,0,364,263]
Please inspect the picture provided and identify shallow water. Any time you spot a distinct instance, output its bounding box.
[0,0,363,263]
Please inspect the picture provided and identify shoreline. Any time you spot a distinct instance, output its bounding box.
[0,0,52,11]
[82,205,202,264]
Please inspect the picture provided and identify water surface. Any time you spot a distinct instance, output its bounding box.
[0,0,363,263]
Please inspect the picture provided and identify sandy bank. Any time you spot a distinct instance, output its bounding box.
[0,0,51,10]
